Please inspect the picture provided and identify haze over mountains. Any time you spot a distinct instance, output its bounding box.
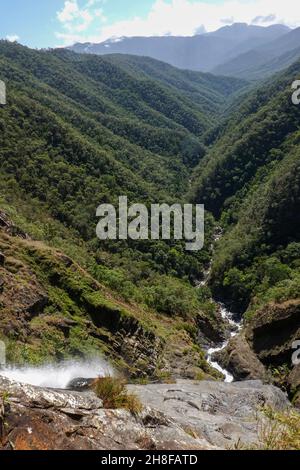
[69,23,300,79]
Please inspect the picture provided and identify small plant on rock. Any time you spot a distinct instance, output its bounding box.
[258,406,300,450]
[92,377,142,414]
[236,406,300,450]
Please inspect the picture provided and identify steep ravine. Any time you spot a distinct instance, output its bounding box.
[202,237,300,406]
[0,218,297,450]
[196,229,300,407]
[197,229,244,382]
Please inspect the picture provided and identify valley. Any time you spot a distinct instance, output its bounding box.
[0,29,299,450]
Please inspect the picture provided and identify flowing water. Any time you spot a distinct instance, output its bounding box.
[197,228,243,382]
[206,304,242,383]
[0,357,113,389]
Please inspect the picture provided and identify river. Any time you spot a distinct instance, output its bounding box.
[197,228,243,382]
[206,304,242,383]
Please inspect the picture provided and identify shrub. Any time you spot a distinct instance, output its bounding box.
[236,406,300,450]
[257,407,300,450]
[142,275,200,317]
[92,377,142,414]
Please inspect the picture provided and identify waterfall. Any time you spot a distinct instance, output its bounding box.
[0,357,113,389]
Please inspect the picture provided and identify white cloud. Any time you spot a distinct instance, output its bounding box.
[56,0,300,46]
[57,1,79,23]
[57,0,106,37]
[6,34,20,42]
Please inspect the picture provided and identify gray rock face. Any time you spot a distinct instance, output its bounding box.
[214,334,268,381]
[129,379,289,449]
[216,300,300,407]
[0,376,290,450]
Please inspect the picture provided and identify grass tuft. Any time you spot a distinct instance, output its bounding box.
[236,406,300,450]
[257,407,300,450]
[92,377,142,414]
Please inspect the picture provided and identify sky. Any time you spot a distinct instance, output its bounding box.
[0,0,300,49]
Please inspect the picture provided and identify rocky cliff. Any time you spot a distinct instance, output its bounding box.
[0,209,220,381]
[216,300,300,407]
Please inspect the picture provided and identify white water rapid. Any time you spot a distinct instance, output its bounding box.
[0,357,114,389]
[206,304,242,383]
[197,228,243,382]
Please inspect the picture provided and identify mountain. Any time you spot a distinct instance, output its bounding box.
[69,23,290,73]
[0,41,244,197]
[209,23,289,42]
[70,35,240,72]
[0,40,247,376]
[213,27,300,79]
[0,40,245,280]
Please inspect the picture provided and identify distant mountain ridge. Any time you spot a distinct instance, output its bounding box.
[213,26,300,79]
[68,23,291,74]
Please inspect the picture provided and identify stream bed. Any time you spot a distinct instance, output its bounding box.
[206,304,242,383]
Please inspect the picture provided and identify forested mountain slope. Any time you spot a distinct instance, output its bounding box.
[191,59,300,313]
[1,39,300,395]
[0,40,242,372]
[1,41,211,286]
[187,58,300,400]
[0,41,245,195]
[102,54,246,117]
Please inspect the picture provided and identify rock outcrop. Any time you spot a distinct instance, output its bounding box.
[214,334,269,381]
[288,365,300,407]
[246,300,300,366]
[0,210,28,240]
[196,309,228,349]
[0,376,290,450]
[217,300,300,406]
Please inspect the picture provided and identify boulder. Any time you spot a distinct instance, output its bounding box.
[66,377,95,392]
[196,310,228,348]
[214,334,268,381]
